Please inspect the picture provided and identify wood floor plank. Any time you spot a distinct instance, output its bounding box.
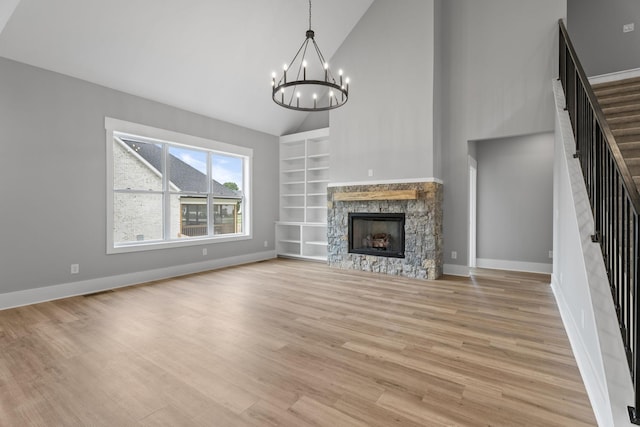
[0,258,596,426]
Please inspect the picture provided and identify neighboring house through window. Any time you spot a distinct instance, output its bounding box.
[105,118,252,253]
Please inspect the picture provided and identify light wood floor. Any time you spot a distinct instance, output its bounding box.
[0,259,596,426]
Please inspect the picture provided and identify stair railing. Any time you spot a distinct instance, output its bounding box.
[558,19,640,423]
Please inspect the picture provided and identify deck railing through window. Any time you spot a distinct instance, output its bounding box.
[558,19,640,424]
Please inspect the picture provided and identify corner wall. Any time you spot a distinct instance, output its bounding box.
[567,0,640,77]
[0,57,278,302]
[439,0,565,273]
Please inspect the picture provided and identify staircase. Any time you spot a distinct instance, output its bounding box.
[593,77,640,189]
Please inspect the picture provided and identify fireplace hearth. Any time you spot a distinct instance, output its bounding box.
[349,213,405,258]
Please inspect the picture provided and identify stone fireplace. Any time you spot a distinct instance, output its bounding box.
[327,181,443,280]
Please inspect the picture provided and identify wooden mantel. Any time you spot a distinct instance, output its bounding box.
[332,189,418,202]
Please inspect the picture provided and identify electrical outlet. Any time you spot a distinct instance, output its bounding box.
[368,169,374,177]
[70,264,79,274]
[451,251,457,260]
[623,23,635,33]
[264,240,268,247]
[548,250,553,259]
[202,248,207,256]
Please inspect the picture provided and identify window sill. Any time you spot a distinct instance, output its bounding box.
[107,234,252,254]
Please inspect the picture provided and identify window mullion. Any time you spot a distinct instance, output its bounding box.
[163,143,171,240]
[207,152,213,236]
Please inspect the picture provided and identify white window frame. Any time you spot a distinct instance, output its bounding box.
[105,117,252,254]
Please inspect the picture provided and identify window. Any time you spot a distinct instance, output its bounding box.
[106,118,252,253]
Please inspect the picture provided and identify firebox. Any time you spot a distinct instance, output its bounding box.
[348,213,405,258]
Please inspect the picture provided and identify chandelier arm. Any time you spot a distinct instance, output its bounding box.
[281,38,309,86]
[311,39,334,82]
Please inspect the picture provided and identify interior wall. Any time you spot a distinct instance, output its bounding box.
[291,111,329,135]
[567,0,640,77]
[440,0,566,271]
[329,0,436,183]
[476,132,554,268]
[0,57,279,295]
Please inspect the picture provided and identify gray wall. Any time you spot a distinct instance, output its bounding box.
[440,0,565,269]
[329,0,436,182]
[291,111,329,134]
[0,57,278,294]
[476,132,554,264]
[568,0,640,76]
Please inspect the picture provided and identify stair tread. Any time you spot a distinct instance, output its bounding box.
[595,84,640,99]
[613,127,640,137]
[602,104,640,117]
[592,76,640,90]
[608,114,640,124]
[598,92,640,106]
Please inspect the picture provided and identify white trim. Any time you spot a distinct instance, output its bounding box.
[0,250,276,311]
[588,67,640,85]
[108,234,253,254]
[328,177,443,188]
[105,117,253,157]
[551,275,608,427]
[476,258,552,274]
[443,264,470,277]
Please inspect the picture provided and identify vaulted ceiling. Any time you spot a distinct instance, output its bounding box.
[0,0,373,136]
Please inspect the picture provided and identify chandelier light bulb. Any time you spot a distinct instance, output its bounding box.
[296,92,301,98]
[283,64,288,71]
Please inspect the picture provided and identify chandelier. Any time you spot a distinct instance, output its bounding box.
[271,0,349,112]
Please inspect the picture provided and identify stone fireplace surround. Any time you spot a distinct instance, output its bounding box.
[327,180,443,280]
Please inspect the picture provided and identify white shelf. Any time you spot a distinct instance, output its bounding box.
[278,127,329,261]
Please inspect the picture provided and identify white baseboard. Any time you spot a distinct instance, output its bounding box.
[0,250,276,311]
[476,258,552,274]
[443,264,470,277]
[550,275,609,427]
[589,67,640,85]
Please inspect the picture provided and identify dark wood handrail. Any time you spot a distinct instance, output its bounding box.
[558,19,640,424]
[559,19,640,210]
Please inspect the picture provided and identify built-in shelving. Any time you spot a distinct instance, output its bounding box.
[277,128,329,261]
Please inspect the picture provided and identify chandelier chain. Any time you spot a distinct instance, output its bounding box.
[308,0,312,30]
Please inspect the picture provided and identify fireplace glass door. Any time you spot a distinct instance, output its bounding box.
[348,213,405,258]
